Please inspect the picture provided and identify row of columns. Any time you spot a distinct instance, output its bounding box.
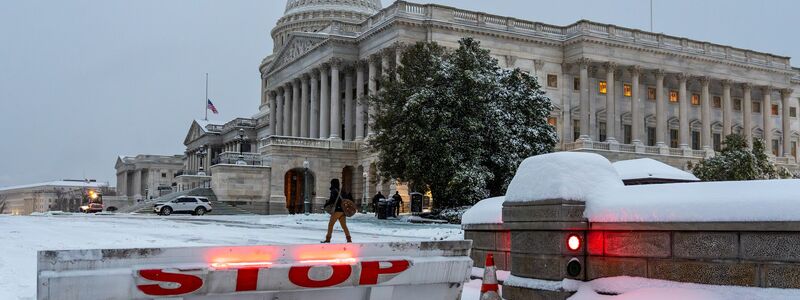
[577,58,794,156]
[266,47,400,141]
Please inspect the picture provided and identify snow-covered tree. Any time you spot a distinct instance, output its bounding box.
[691,134,791,181]
[368,38,556,209]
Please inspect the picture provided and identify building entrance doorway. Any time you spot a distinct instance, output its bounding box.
[284,168,314,214]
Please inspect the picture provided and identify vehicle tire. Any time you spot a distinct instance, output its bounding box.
[194,207,207,216]
[161,206,172,216]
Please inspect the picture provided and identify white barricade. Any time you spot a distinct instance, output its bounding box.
[37,240,473,300]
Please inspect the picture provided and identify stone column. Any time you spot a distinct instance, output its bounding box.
[782,89,794,157]
[630,66,642,145]
[701,77,712,150]
[344,65,355,141]
[394,42,403,81]
[355,60,366,141]
[578,58,590,140]
[330,58,342,140]
[678,73,689,149]
[300,74,310,138]
[655,69,666,147]
[367,54,380,137]
[310,71,320,139]
[268,91,277,136]
[743,83,753,148]
[604,62,617,143]
[276,88,284,136]
[292,78,301,137]
[283,84,292,136]
[722,80,732,137]
[382,48,392,81]
[763,87,773,155]
[320,63,331,139]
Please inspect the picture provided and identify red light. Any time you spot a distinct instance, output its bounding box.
[567,234,581,251]
[211,261,273,269]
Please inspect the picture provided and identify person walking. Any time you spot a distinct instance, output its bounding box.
[392,191,403,217]
[371,191,385,217]
[322,179,352,243]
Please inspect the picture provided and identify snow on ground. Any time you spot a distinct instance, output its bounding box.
[0,213,462,300]
[585,179,800,222]
[505,152,623,203]
[612,158,699,182]
[461,196,504,225]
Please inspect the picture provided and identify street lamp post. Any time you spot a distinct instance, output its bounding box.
[362,171,368,213]
[303,160,310,215]
[235,128,249,165]
[197,145,207,176]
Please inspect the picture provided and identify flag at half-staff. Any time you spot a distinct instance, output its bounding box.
[207,99,219,114]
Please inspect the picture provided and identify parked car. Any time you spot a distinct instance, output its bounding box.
[153,196,212,216]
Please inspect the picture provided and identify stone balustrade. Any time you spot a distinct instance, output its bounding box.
[259,136,362,151]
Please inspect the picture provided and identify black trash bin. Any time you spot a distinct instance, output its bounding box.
[376,200,388,220]
[410,192,424,215]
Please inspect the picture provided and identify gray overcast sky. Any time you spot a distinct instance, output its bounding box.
[0,0,797,188]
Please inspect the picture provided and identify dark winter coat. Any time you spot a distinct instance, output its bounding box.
[392,193,403,203]
[371,192,385,204]
[325,187,344,212]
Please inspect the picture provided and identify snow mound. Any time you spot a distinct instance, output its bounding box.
[461,196,504,225]
[505,152,623,203]
[585,179,800,222]
[612,158,699,182]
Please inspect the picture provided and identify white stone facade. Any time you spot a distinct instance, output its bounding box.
[115,154,184,201]
[186,1,800,214]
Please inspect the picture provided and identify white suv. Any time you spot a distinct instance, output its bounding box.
[154,196,212,216]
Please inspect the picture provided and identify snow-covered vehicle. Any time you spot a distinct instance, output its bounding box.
[153,196,212,216]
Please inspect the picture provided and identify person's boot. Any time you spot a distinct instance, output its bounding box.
[346,236,352,243]
[321,236,331,243]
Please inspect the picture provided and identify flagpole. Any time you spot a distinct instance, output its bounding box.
[204,73,209,121]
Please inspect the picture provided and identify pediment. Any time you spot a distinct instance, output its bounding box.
[183,121,206,145]
[271,34,327,70]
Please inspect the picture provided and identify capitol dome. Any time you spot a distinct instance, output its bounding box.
[272,0,383,51]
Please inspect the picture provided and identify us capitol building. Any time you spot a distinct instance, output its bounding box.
[144,0,800,214]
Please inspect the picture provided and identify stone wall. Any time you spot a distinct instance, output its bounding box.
[209,164,271,214]
[462,224,511,271]
[501,199,800,299]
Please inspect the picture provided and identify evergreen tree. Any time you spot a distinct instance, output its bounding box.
[368,38,557,209]
[691,134,791,181]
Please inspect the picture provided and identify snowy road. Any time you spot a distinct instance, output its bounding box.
[0,213,464,300]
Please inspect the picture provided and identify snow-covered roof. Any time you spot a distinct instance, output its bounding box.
[0,180,108,192]
[585,179,800,222]
[613,158,699,182]
[195,119,224,133]
[505,152,623,203]
[461,196,504,225]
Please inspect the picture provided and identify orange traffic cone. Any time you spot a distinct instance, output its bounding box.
[480,253,501,300]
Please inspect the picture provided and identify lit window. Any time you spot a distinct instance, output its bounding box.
[712,96,721,108]
[599,81,607,94]
[753,102,761,113]
[772,104,779,116]
[573,77,580,91]
[623,84,632,97]
[548,117,558,127]
[547,74,558,88]
[734,99,742,111]
[691,94,700,106]
[669,91,678,102]
[647,87,656,100]
[791,107,797,118]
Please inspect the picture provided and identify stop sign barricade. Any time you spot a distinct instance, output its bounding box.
[37,240,473,300]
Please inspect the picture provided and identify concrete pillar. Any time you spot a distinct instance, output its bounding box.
[782,89,794,157]
[344,65,354,141]
[310,71,320,139]
[330,58,342,140]
[367,54,380,137]
[320,63,331,139]
[268,91,277,136]
[292,78,301,137]
[276,88,284,136]
[743,83,753,148]
[283,84,292,136]
[655,70,666,147]
[604,62,617,143]
[300,74,310,138]
[630,66,642,144]
[763,87,773,155]
[578,58,590,140]
[701,77,712,150]
[678,73,689,149]
[722,80,733,137]
[355,60,366,141]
